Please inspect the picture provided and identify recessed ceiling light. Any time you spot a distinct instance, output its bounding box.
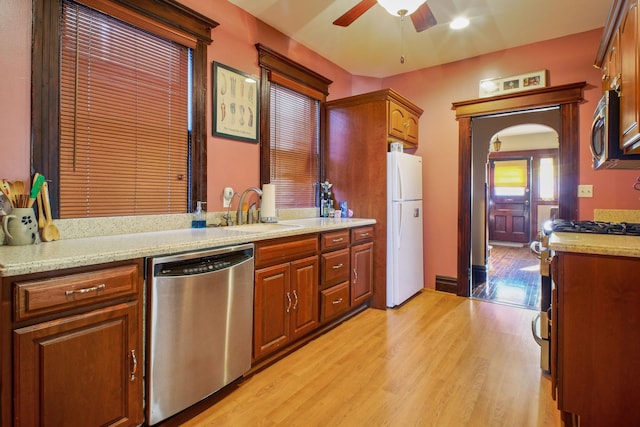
[450,17,469,30]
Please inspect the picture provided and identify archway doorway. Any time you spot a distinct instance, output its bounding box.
[474,122,559,309]
[452,82,586,298]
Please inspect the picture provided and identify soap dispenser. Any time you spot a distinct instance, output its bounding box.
[192,201,206,228]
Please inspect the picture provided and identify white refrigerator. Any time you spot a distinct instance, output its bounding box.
[386,151,424,307]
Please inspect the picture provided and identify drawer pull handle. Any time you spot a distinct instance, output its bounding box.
[332,298,343,305]
[332,263,344,270]
[65,283,106,296]
[130,349,137,381]
[359,232,369,237]
[332,237,344,243]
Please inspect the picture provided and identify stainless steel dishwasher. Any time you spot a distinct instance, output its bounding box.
[146,243,254,425]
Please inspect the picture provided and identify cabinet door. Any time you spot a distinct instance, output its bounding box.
[556,253,640,425]
[254,264,290,360]
[351,242,374,306]
[14,302,141,427]
[389,101,419,147]
[289,256,319,340]
[619,0,640,151]
[603,32,620,91]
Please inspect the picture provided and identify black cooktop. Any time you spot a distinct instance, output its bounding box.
[546,219,640,236]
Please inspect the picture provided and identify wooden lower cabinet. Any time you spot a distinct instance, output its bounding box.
[553,252,640,426]
[0,260,144,426]
[253,255,319,361]
[351,241,373,306]
[14,302,141,427]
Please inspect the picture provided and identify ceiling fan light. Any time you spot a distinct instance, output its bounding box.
[450,17,469,30]
[377,0,426,17]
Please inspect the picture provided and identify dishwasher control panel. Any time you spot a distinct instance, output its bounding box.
[154,247,253,277]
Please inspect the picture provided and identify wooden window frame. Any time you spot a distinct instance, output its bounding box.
[255,44,332,203]
[31,0,218,217]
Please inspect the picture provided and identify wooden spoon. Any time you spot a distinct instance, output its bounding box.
[36,192,45,230]
[40,181,60,242]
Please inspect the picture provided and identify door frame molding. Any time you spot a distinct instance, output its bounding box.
[452,82,586,297]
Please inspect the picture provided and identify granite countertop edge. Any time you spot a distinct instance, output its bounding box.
[0,218,376,277]
[549,232,640,258]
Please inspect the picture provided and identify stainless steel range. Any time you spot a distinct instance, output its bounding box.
[531,219,640,372]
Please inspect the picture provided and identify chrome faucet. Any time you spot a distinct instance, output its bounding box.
[236,187,262,225]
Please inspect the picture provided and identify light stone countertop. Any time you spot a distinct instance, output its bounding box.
[549,232,640,258]
[0,217,376,277]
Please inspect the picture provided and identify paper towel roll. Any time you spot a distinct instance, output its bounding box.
[261,184,277,221]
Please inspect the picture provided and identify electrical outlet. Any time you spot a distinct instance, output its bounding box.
[578,184,593,198]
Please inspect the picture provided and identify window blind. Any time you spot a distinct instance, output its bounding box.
[493,159,528,187]
[269,81,320,208]
[59,1,189,218]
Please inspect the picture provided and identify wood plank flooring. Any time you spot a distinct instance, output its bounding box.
[472,245,541,309]
[159,290,561,427]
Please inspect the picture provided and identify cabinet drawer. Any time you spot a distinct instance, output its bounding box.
[321,248,350,288]
[320,281,350,322]
[15,264,139,322]
[255,236,319,268]
[351,226,374,244]
[321,230,350,251]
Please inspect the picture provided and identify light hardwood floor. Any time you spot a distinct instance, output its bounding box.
[160,290,561,427]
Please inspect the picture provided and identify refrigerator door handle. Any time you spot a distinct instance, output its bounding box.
[397,204,403,249]
[414,207,420,217]
[396,162,403,200]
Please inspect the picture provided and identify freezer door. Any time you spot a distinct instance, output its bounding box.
[388,152,423,201]
[387,199,424,307]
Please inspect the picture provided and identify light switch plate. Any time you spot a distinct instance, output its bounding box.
[578,184,593,198]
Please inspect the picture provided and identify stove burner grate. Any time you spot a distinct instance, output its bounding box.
[548,219,640,236]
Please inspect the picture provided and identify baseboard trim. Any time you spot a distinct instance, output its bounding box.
[435,275,457,294]
[472,264,487,286]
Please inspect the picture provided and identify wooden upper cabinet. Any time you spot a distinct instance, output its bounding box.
[325,88,423,150]
[388,100,420,146]
[619,0,640,152]
[595,0,640,153]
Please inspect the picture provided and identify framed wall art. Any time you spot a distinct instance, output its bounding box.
[478,69,548,98]
[212,62,259,143]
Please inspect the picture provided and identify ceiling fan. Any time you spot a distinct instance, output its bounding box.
[333,0,437,32]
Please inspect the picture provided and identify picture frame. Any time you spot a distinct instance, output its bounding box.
[478,69,548,98]
[212,62,259,143]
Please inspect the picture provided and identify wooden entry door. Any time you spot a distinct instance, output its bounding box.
[488,158,530,244]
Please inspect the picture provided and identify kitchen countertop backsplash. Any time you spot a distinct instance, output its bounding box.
[1,208,319,243]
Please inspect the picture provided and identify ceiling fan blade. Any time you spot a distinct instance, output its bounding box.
[333,0,378,27]
[411,2,437,32]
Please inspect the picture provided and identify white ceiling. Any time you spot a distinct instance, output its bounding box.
[227,0,612,78]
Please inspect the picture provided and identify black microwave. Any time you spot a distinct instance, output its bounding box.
[590,90,640,169]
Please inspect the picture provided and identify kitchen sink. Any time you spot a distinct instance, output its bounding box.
[225,223,303,233]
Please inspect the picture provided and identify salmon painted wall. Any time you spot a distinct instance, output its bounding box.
[1,1,637,289]
[383,29,640,289]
